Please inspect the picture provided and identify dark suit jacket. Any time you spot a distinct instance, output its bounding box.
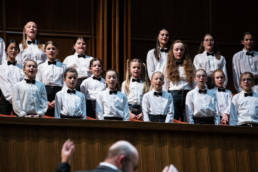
[57,163,120,172]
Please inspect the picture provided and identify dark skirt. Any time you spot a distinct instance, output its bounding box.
[86,99,96,118]
[45,85,62,117]
[149,114,166,123]
[0,89,13,115]
[193,116,214,124]
[169,90,189,121]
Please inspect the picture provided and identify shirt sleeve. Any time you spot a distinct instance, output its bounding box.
[214,97,220,125]
[221,56,228,87]
[54,93,61,119]
[185,92,194,124]
[12,84,26,117]
[229,96,238,126]
[37,84,48,116]
[165,94,174,123]
[81,94,87,119]
[96,94,104,120]
[232,54,241,92]
[80,80,89,99]
[142,94,150,122]
[146,50,155,80]
[123,95,129,121]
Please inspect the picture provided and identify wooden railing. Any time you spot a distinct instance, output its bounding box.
[0,117,257,172]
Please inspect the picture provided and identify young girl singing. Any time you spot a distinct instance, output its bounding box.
[121,58,149,121]
[0,40,24,115]
[165,40,194,121]
[16,21,46,66]
[96,70,129,121]
[36,41,66,117]
[146,28,171,80]
[63,36,94,90]
[142,71,174,123]
[193,33,227,88]
[80,58,106,118]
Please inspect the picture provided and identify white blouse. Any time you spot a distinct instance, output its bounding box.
[185,87,220,124]
[36,60,66,87]
[142,90,174,123]
[96,88,129,121]
[63,53,93,78]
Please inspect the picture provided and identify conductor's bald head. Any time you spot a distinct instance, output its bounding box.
[105,140,138,172]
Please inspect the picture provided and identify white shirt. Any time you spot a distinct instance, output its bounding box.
[167,66,192,90]
[142,90,174,123]
[211,87,232,116]
[36,60,66,87]
[121,78,145,105]
[80,76,106,100]
[17,42,46,66]
[96,88,129,121]
[230,91,258,125]
[185,87,220,124]
[12,79,48,117]
[55,86,86,119]
[63,53,93,78]
[0,61,24,102]
[232,49,258,92]
[193,51,228,87]
[146,48,168,79]
[0,37,6,65]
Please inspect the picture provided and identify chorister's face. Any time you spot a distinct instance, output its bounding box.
[23,61,37,79]
[214,71,225,88]
[173,42,185,60]
[90,60,102,77]
[194,70,207,88]
[24,21,37,40]
[242,34,254,51]
[158,29,169,47]
[203,34,214,52]
[151,72,164,91]
[105,71,118,90]
[130,61,141,78]
[74,38,86,55]
[6,43,19,61]
[45,44,57,61]
[64,72,78,89]
[240,74,254,92]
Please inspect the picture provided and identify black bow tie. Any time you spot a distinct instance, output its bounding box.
[25,79,35,84]
[199,89,207,94]
[160,48,168,52]
[7,61,17,66]
[176,60,183,65]
[93,76,101,81]
[154,92,162,96]
[27,40,36,45]
[78,54,85,58]
[207,52,215,56]
[218,88,226,92]
[109,90,117,95]
[67,89,76,94]
[48,61,56,65]
[246,52,254,56]
[132,78,141,82]
[244,92,253,97]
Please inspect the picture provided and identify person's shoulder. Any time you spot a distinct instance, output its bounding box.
[233,50,243,58]
[63,54,75,61]
[147,48,155,56]
[76,90,85,97]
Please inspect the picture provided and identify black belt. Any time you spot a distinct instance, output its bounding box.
[104,117,123,120]
[193,116,214,124]
[168,90,189,94]
[60,114,83,119]
[149,114,166,122]
[128,104,142,115]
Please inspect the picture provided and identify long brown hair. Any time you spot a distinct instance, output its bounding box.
[123,58,149,95]
[198,33,221,60]
[166,40,194,87]
[21,21,44,50]
[153,28,171,61]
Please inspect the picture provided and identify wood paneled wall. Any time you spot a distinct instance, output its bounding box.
[0,118,257,172]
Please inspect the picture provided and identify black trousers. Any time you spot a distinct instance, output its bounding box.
[86,99,96,118]
[0,89,13,115]
[169,90,189,121]
[45,85,62,117]
[149,114,166,123]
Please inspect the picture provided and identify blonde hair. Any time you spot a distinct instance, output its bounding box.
[166,40,194,87]
[123,58,149,95]
[105,69,120,90]
[150,71,164,90]
[21,21,44,50]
